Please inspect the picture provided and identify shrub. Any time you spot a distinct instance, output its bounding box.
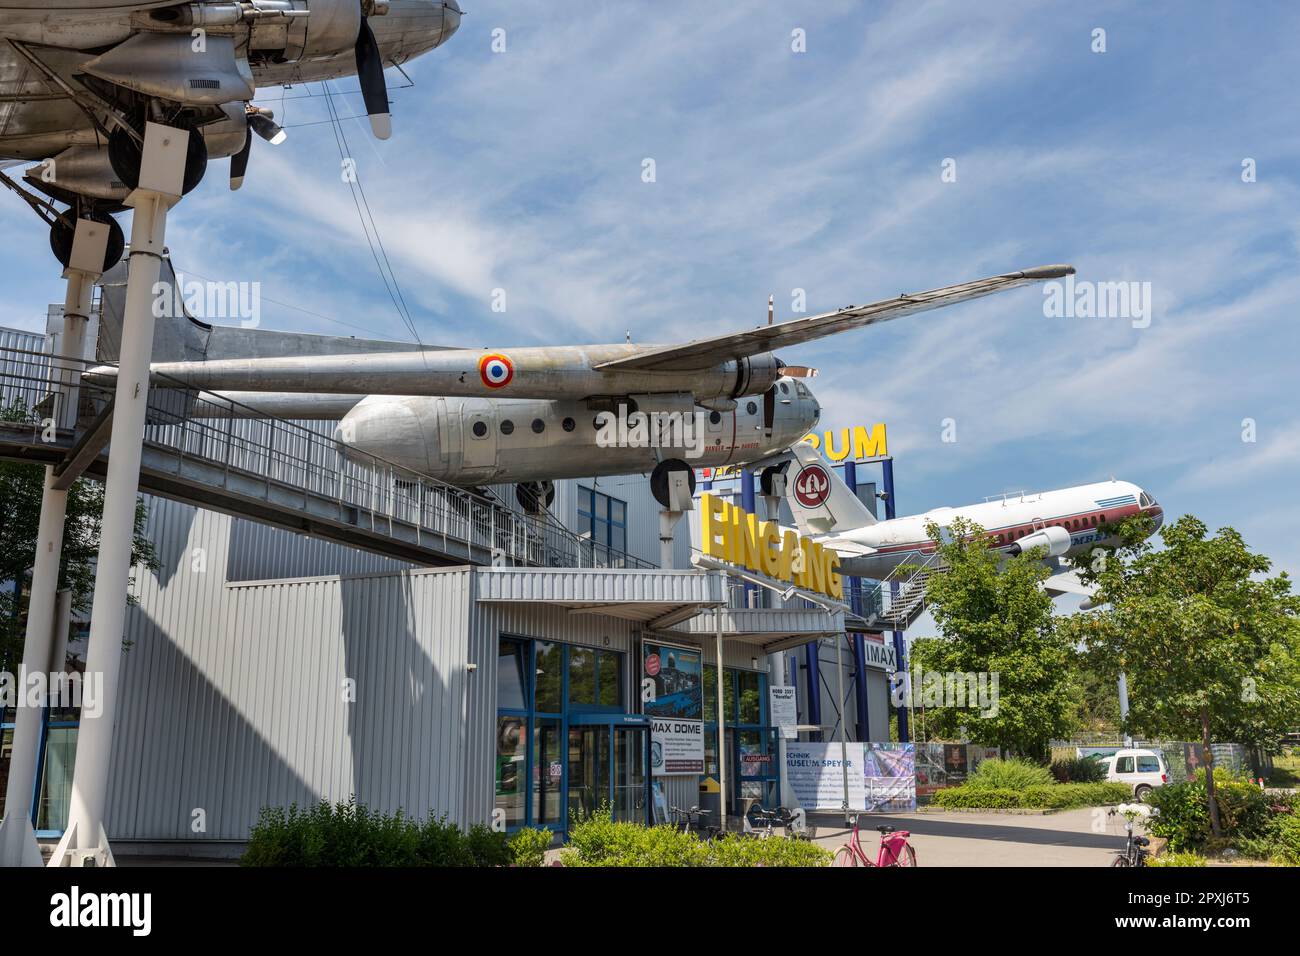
[241,799,509,867]
[932,782,1129,810]
[1050,757,1107,784]
[559,809,831,867]
[1146,770,1273,853]
[964,757,1054,791]
[507,827,553,867]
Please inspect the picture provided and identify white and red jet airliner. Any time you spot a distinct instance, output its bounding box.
[776,441,1164,594]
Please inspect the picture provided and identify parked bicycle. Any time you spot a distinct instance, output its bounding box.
[744,805,810,840]
[1109,810,1150,867]
[831,813,917,867]
[668,805,721,840]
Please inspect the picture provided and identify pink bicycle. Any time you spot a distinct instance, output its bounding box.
[831,814,917,867]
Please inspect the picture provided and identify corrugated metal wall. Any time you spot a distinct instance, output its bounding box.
[110,565,474,840]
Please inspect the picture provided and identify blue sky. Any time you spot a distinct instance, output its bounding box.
[4,0,1299,578]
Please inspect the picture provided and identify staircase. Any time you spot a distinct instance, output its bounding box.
[861,550,944,631]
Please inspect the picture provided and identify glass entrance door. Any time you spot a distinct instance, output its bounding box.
[568,716,650,825]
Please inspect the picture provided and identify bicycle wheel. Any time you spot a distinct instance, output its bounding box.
[1110,854,1131,867]
[831,846,858,867]
[892,844,917,867]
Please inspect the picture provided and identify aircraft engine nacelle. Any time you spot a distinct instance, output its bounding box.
[24,147,130,204]
[1007,525,1071,558]
[147,1,363,61]
[726,352,783,398]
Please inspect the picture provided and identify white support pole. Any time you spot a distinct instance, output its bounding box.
[837,634,850,825]
[714,595,727,835]
[1118,671,1132,747]
[49,123,185,868]
[0,218,107,868]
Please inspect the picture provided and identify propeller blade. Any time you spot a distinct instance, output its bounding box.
[355,17,392,140]
[248,112,286,145]
[230,129,252,191]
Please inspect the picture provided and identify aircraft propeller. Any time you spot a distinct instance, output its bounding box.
[355,8,393,140]
[230,108,286,191]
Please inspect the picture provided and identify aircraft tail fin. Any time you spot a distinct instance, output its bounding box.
[785,440,878,535]
[95,255,435,364]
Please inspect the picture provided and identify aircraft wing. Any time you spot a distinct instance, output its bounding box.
[595,265,1074,372]
[1043,568,1093,599]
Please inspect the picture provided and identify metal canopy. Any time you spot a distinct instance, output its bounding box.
[474,567,725,629]
[664,606,846,653]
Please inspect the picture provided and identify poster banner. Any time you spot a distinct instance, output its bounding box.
[862,743,916,812]
[784,743,866,810]
[643,642,702,719]
[769,686,797,740]
[650,718,705,775]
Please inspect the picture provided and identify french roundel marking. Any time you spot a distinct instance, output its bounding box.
[793,463,831,507]
[478,353,514,388]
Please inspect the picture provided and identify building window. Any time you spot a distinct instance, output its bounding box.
[577,486,628,556]
[494,637,629,832]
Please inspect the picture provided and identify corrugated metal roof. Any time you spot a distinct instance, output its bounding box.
[473,567,724,626]
[666,606,845,652]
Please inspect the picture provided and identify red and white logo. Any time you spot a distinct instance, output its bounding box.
[793,464,831,507]
[478,353,514,389]
[645,654,661,677]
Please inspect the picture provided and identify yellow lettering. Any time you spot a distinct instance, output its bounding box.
[778,529,799,581]
[700,493,727,559]
[759,521,780,577]
[853,423,888,459]
[824,427,851,462]
[826,550,843,599]
[800,432,821,452]
[741,512,763,573]
[805,540,826,594]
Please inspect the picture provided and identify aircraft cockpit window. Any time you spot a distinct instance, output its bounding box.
[1139,492,1155,508]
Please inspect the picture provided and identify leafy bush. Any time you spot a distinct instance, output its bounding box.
[1146,771,1273,853]
[507,827,554,867]
[932,782,1130,810]
[964,757,1054,791]
[1149,851,1208,867]
[241,799,509,867]
[1050,757,1107,784]
[559,809,831,867]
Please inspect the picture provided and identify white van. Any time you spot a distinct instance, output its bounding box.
[1098,749,1168,800]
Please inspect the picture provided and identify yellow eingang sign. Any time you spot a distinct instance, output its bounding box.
[699,493,843,600]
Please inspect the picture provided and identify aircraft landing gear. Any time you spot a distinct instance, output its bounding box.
[109,124,208,196]
[650,458,696,509]
[516,480,556,513]
[49,209,124,273]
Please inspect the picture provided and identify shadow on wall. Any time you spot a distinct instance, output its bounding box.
[107,572,463,843]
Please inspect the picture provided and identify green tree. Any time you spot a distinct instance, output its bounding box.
[0,402,158,669]
[907,517,1074,762]
[1065,514,1300,837]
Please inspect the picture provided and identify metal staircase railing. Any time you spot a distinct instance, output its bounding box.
[859,549,945,631]
[0,343,654,570]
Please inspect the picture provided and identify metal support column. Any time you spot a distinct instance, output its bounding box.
[0,218,107,867]
[740,468,756,606]
[851,632,871,742]
[882,456,910,742]
[50,123,187,868]
[714,592,728,834]
[805,640,822,742]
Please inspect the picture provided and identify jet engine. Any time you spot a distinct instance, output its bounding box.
[1007,525,1072,558]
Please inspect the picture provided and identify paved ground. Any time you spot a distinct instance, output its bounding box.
[805,807,1134,866]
